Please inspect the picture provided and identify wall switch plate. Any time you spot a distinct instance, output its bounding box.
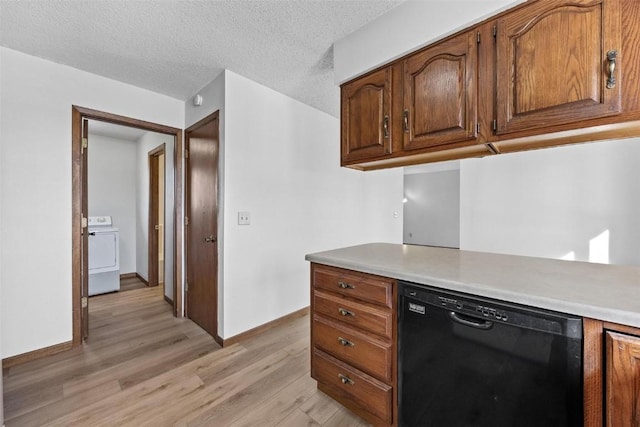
[238,211,251,225]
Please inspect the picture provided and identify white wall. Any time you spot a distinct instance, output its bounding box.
[460,138,640,266]
[0,76,3,424]
[404,168,460,248]
[185,70,403,339]
[0,47,184,358]
[88,133,137,274]
[185,71,225,129]
[223,71,403,338]
[136,132,175,300]
[333,0,523,83]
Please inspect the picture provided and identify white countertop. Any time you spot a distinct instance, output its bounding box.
[305,243,640,328]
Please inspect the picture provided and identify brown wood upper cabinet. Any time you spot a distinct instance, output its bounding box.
[403,31,478,150]
[340,0,640,170]
[495,0,622,135]
[341,66,395,163]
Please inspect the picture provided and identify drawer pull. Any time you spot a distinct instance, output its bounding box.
[403,109,409,133]
[338,281,355,290]
[338,373,355,385]
[338,337,355,347]
[383,115,389,139]
[338,308,355,317]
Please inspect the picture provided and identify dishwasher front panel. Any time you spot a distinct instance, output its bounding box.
[398,281,583,427]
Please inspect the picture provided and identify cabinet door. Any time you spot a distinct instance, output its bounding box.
[606,331,640,427]
[403,31,478,151]
[341,67,393,163]
[496,0,621,135]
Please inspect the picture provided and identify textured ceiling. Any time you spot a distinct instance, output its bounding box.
[0,0,405,117]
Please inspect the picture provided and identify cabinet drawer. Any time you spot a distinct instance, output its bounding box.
[314,290,392,339]
[313,315,392,382]
[313,265,393,308]
[312,348,392,424]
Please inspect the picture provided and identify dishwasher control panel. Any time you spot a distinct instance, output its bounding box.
[406,286,512,323]
[473,304,509,321]
[435,295,509,322]
[401,282,581,338]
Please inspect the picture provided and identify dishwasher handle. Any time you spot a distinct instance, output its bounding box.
[449,311,493,330]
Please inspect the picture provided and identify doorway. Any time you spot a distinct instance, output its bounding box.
[185,111,220,343]
[148,144,166,289]
[71,106,183,345]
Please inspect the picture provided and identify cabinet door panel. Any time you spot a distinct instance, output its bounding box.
[497,0,621,135]
[341,67,392,163]
[606,331,640,427]
[403,31,478,150]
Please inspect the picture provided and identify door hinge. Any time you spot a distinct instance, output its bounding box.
[81,137,88,153]
[81,296,88,308]
[184,149,189,159]
[476,123,481,133]
[492,119,498,132]
[184,216,189,226]
[477,31,481,44]
[185,282,189,292]
[493,25,497,39]
[81,216,88,228]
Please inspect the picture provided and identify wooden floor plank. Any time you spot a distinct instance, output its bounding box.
[3,285,369,426]
[276,408,322,426]
[7,380,122,427]
[323,408,368,427]
[227,373,318,427]
[182,345,309,426]
[300,388,342,425]
[119,276,147,292]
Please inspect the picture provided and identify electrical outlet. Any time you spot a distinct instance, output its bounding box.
[238,211,251,225]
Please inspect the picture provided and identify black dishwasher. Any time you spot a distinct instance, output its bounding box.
[398,281,583,427]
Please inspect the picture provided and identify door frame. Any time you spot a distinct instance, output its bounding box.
[71,105,183,346]
[148,143,166,288]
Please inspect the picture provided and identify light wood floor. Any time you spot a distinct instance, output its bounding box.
[3,285,369,426]
[119,275,148,292]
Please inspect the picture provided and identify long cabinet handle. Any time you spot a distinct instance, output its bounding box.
[337,336,355,347]
[383,115,389,139]
[338,281,355,290]
[338,308,355,317]
[403,110,409,133]
[606,50,617,89]
[338,373,355,385]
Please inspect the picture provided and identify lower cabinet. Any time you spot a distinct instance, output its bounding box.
[308,265,640,427]
[310,263,397,426]
[584,319,640,427]
[605,330,640,427]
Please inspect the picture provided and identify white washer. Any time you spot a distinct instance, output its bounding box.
[88,216,120,295]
